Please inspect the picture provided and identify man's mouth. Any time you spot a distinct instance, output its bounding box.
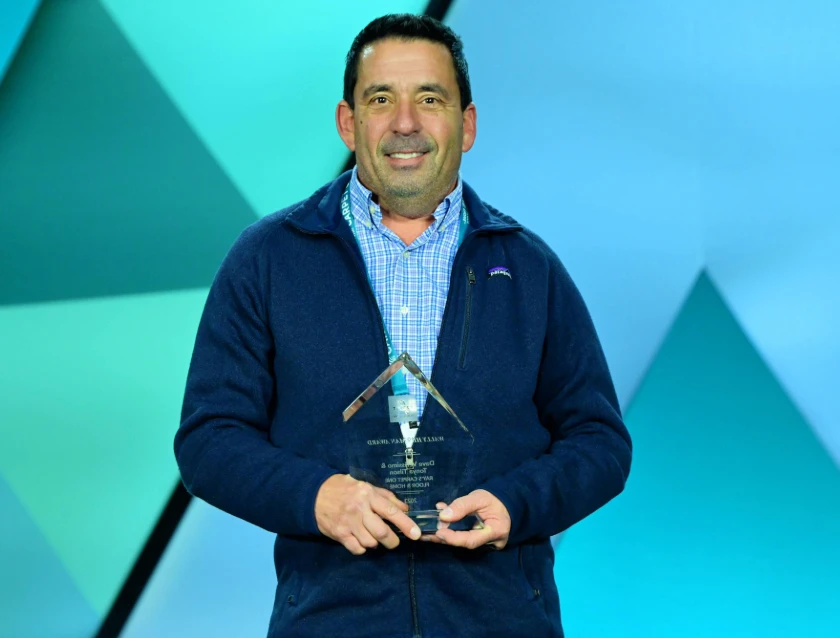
[387,152,426,159]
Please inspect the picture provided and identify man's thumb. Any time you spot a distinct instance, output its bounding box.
[440,492,478,522]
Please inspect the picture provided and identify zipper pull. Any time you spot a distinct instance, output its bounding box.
[467,266,476,285]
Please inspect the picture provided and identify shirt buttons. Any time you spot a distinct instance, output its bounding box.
[402,251,410,258]
[368,205,376,213]
[401,305,409,316]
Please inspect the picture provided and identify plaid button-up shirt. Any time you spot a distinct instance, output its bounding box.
[347,167,464,419]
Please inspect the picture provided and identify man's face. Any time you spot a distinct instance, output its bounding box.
[337,38,476,212]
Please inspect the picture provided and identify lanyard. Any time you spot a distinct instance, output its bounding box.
[340,182,469,398]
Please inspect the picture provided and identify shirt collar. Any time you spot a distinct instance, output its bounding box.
[349,166,464,234]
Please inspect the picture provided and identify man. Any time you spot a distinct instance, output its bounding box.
[176,14,631,638]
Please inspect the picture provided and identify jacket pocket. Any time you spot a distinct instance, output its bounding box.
[518,545,541,602]
[268,571,302,636]
[458,265,477,370]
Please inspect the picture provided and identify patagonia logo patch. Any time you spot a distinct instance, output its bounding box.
[488,266,512,280]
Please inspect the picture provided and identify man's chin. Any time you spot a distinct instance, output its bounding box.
[383,185,426,200]
[380,173,429,196]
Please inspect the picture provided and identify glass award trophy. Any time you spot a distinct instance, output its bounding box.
[343,353,483,534]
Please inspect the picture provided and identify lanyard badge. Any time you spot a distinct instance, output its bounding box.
[341,182,469,451]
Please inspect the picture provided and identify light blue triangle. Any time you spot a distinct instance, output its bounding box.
[0,0,39,84]
[122,499,277,637]
[0,471,100,638]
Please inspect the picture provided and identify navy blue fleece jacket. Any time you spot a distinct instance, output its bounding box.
[175,171,632,638]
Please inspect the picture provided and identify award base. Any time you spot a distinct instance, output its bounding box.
[397,510,484,535]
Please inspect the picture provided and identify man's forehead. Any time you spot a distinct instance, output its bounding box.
[357,38,455,81]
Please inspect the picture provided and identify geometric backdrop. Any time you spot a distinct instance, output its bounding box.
[555,273,840,637]
[449,0,840,465]
[0,1,427,636]
[1,0,838,636]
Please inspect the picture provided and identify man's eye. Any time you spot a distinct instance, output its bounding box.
[423,97,438,104]
[372,96,388,104]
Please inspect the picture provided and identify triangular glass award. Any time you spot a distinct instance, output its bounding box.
[343,353,483,534]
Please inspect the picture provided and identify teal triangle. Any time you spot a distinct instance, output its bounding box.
[0,470,99,637]
[0,0,257,305]
[554,271,840,637]
[0,0,39,84]
[99,0,428,216]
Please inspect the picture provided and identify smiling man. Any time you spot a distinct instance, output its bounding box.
[336,35,475,246]
[176,14,632,638]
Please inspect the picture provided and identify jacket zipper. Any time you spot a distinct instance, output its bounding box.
[329,229,476,638]
[334,231,423,635]
[458,266,476,368]
[409,552,421,637]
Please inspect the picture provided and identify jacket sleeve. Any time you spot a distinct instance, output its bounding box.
[174,225,338,537]
[478,248,632,546]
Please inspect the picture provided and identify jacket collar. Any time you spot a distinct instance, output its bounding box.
[285,170,522,235]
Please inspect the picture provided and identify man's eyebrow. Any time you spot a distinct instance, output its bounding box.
[360,83,452,101]
[361,83,392,100]
[418,83,451,100]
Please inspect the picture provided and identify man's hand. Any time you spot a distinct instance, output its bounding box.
[314,474,421,554]
[431,489,511,550]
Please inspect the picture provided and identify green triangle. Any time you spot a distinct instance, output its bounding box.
[0,289,208,615]
[555,272,840,637]
[0,0,257,306]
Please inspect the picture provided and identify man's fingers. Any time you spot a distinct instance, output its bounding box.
[375,487,410,511]
[315,477,419,552]
[362,510,400,550]
[342,536,367,555]
[352,520,381,550]
[373,494,421,540]
[435,525,496,549]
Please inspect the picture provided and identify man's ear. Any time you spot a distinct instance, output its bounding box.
[461,103,477,153]
[461,102,478,153]
[336,100,356,151]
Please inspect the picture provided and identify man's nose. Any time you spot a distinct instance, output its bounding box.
[391,99,421,135]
